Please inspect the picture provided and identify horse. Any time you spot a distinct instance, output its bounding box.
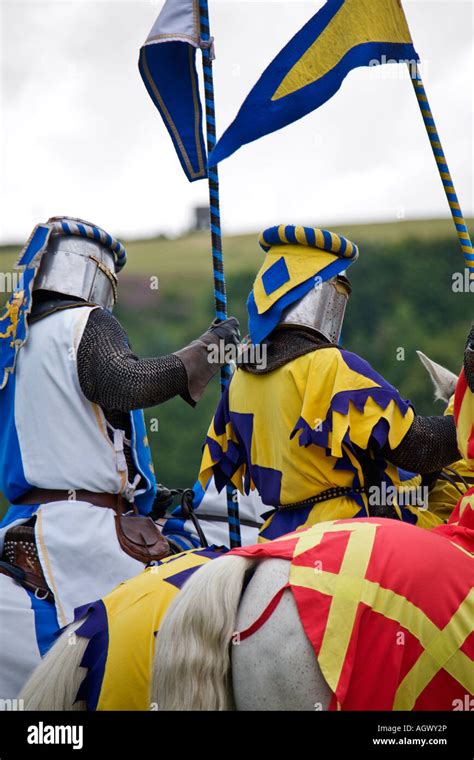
[19,353,473,711]
[20,505,474,711]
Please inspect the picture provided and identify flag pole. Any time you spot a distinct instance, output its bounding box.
[409,63,474,278]
[199,0,242,548]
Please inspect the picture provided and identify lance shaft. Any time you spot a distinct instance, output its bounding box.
[199,0,242,547]
[409,63,473,278]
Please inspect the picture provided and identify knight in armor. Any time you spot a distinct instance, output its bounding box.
[0,216,239,699]
[198,225,461,541]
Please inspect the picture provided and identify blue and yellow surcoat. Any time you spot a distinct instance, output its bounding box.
[199,346,443,539]
[73,547,221,711]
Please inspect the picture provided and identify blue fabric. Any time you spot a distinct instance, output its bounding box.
[259,505,314,541]
[0,372,31,503]
[162,528,200,551]
[27,590,60,657]
[262,257,291,295]
[0,504,38,530]
[139,42,207,182]
[397,467,419,482]
[0,225,51,390]
[74,601,109,711]
[247,255,354,344]
[163,547,225,589]
[16,224,50,268]
[209,0,418,165]
[130,410,157,515]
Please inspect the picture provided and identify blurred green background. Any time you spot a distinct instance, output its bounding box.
[0,217,472,517]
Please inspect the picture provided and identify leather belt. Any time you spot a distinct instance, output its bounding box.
[13,488,133,513]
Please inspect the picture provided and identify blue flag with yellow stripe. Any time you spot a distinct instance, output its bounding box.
[209,0,419,165]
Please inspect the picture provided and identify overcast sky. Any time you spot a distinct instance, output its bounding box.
[0,0,472,244]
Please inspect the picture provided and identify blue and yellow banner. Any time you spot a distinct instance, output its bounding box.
[139,0,208,182]
[210,0,419,165]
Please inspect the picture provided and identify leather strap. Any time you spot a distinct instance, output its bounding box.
[13,488,132,513]
[0,559,53,602]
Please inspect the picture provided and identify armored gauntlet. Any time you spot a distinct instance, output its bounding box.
[174,317,241,404]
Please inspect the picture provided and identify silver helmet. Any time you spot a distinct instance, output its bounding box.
[279,274,351,344]
[33,216,127,311]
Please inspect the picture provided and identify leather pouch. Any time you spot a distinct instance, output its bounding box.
[115,513,171,563]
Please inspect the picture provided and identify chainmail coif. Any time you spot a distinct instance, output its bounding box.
[241,327,334,374]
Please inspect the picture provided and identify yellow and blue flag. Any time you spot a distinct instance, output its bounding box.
[210,0,418,165]
[139,0,207,181]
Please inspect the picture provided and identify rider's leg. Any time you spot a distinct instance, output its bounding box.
[0,574,58,703]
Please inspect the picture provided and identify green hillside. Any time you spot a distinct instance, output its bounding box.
[0,216,467,280]
[0,217,472,513]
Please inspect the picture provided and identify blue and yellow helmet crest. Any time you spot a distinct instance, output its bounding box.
[247,224,359,344]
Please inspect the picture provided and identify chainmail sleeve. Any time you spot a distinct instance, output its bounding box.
[381,414,460,474]
[77,307,189,411]
[464,323,474,391]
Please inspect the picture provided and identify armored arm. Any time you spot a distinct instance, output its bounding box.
[77,308,240,411]
[77,308,189,411]
[381,414,460,474]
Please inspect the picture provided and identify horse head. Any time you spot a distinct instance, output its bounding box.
[416,351,457,404]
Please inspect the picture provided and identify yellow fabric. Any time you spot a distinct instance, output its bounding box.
[273,0,413,100]
[291,521,379,690]
[198,348,440,535]
[95,551,215,711]
[290,534,474,708]
[253,245,340,315]
[402,507,444,530]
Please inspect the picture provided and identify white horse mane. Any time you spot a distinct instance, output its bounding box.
[153,555,255,710]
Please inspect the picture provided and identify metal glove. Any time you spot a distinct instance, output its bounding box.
[174,317,240,404]
[203,317,241,347]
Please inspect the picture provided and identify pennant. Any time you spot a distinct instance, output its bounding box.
[139,0,207,181]
[210,0,419,165]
